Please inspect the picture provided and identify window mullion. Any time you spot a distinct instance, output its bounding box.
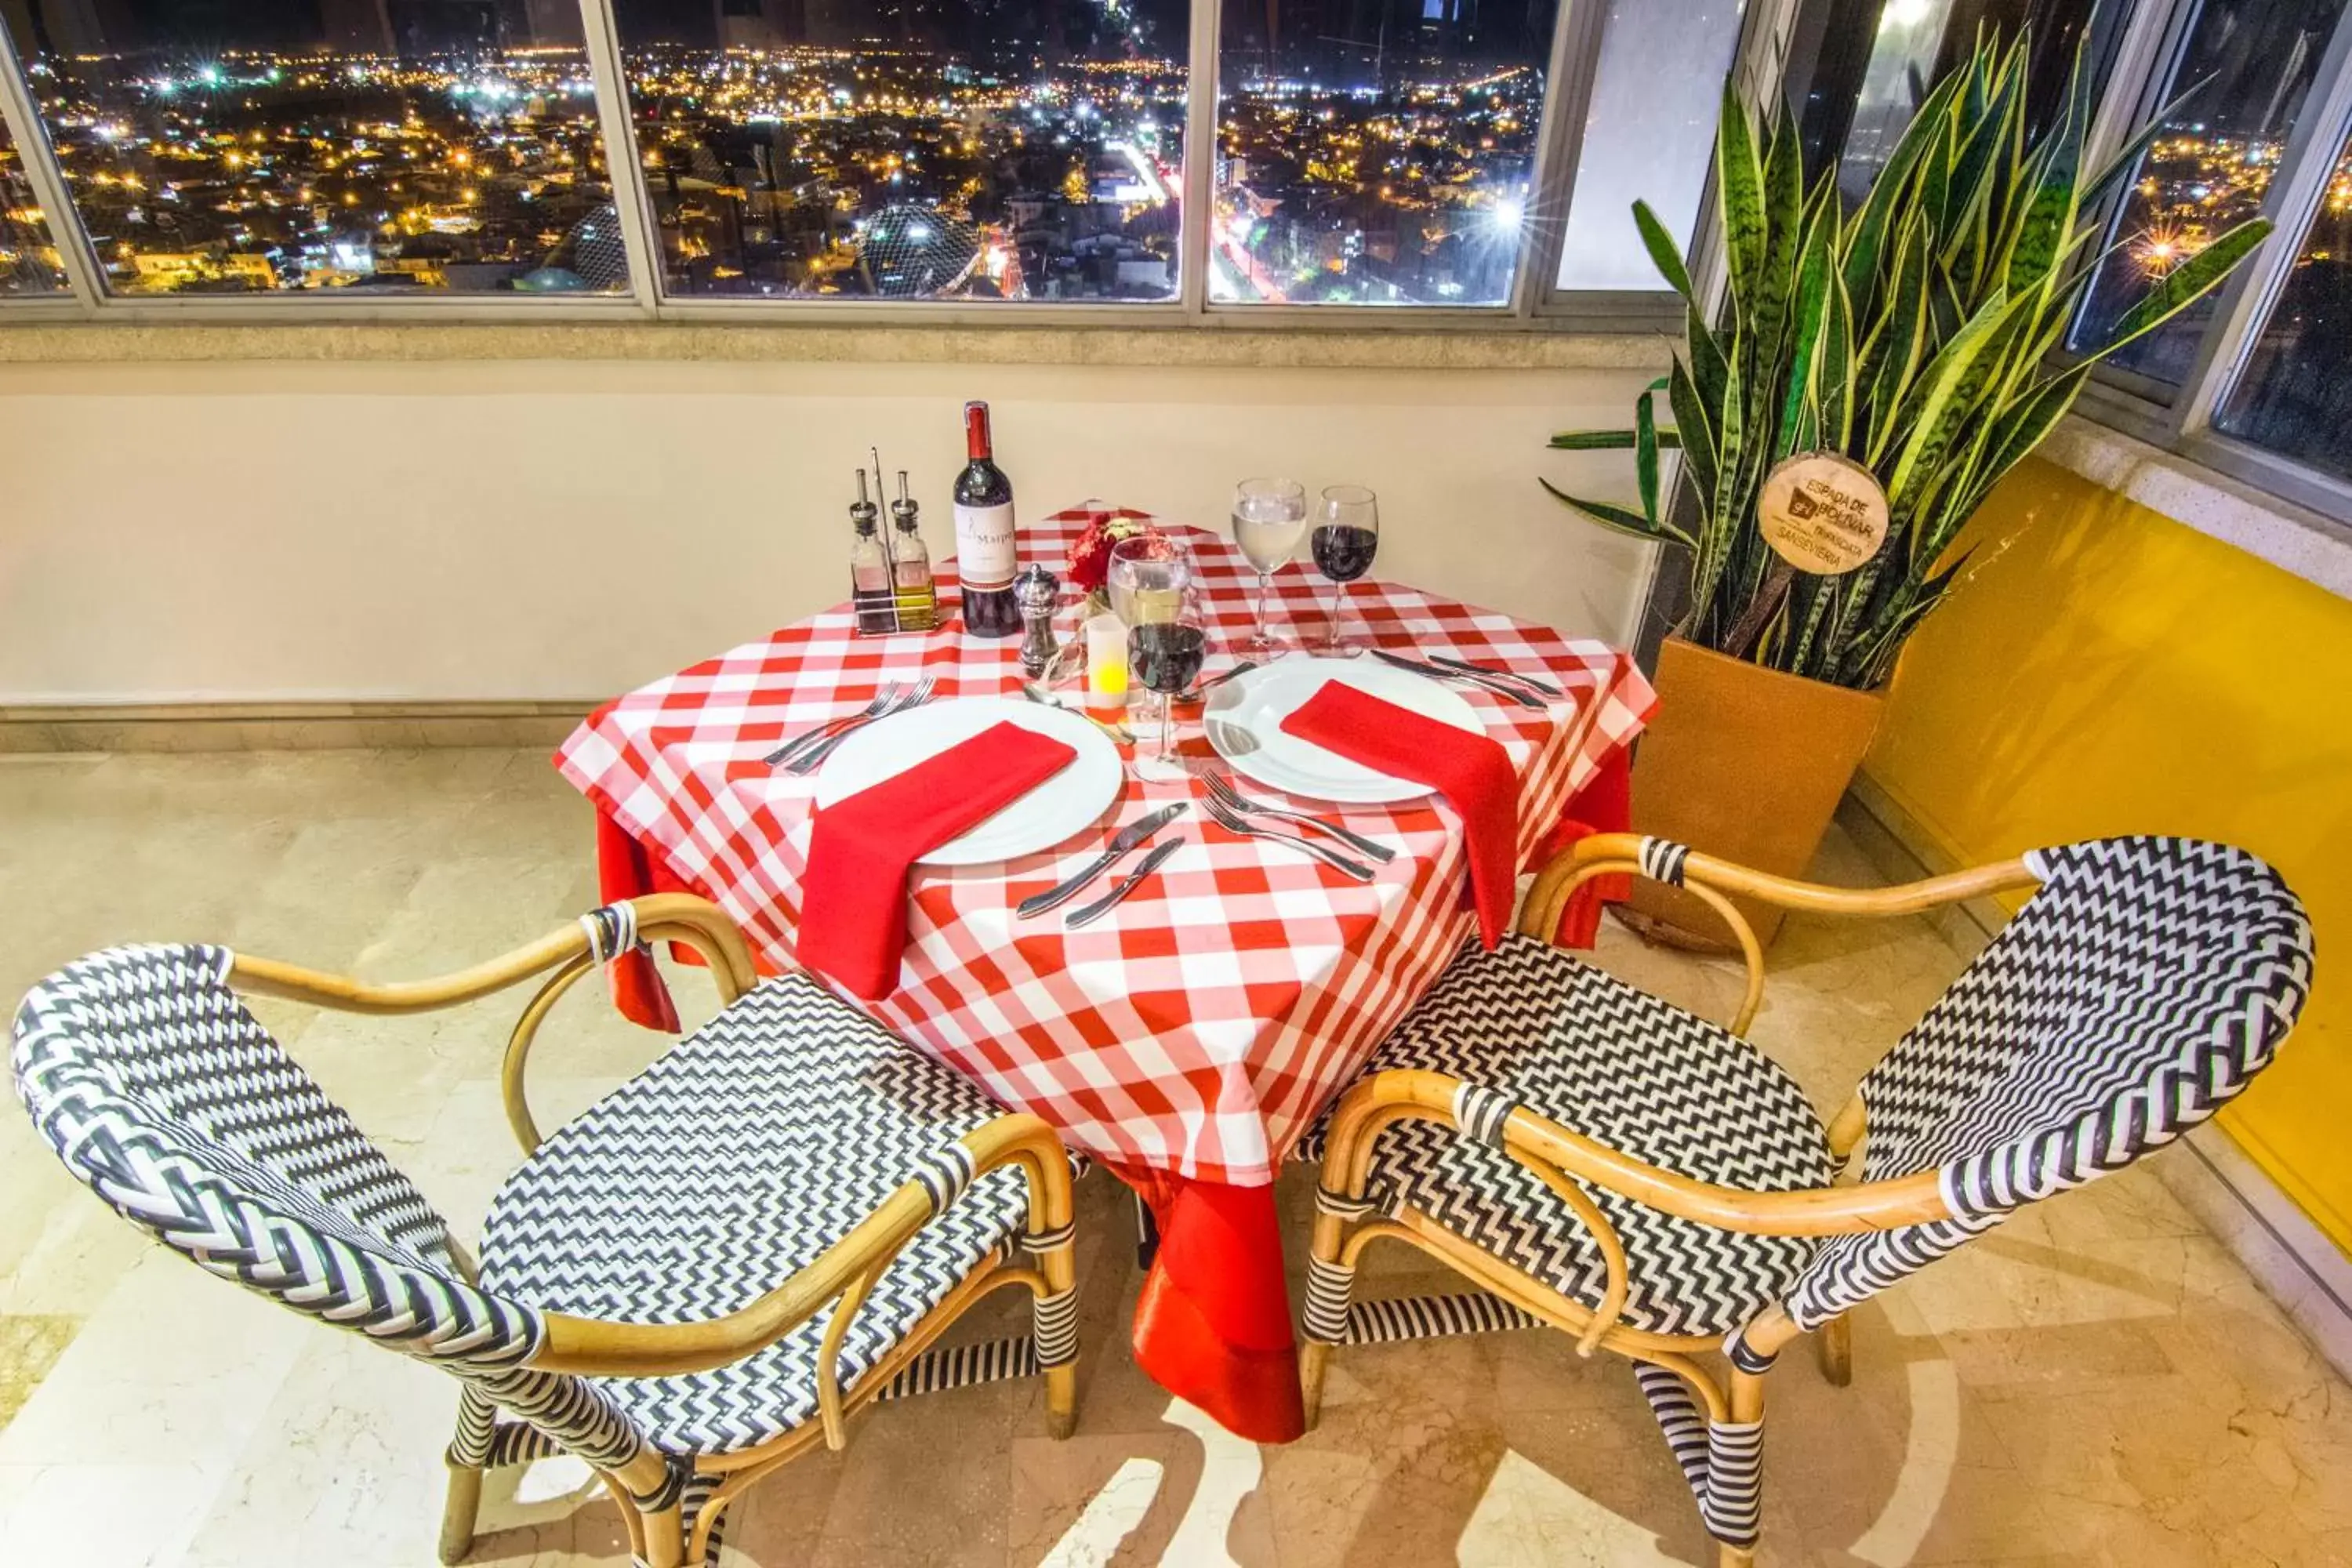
[1178,0,1220,320]
[576,0,662,317]
[0,21,104,311]
[2168,3,2352,441]
[1515,0,1604,318]
[2084,0,2190,178]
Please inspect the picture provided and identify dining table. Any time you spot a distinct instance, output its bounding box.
[555,502,1657,1443]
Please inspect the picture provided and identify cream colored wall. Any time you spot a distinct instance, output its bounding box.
[0,356,1663,704]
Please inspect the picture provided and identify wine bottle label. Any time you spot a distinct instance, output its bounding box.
[953,502,1017,587]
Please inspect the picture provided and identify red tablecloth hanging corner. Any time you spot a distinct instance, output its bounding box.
[559,505,1656,1444]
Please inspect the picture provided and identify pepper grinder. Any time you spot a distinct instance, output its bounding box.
[1014,564,1061,679]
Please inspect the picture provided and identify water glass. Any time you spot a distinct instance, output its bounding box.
[1230,477,1307,653]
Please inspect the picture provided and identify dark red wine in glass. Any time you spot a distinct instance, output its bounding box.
[1128,622,1207,698]
[1309,524,1378,582]
[1312,485,1380,652]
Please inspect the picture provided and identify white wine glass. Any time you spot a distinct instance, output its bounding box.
[1230,477,1307,653]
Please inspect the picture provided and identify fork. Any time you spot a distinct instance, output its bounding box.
[764,684,902,768]
[786,676,936,775]
[1201,794,1376,881]
[1204,772,1396,863]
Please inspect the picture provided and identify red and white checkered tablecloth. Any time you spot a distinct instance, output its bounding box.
[557,506,1654,1187]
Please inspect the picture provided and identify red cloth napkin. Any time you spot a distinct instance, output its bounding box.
[797,721,1076,999]
[1279,681,1520,948]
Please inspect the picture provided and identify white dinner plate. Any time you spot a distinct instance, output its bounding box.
[1206,655,1485,804]
[813,696,1122,866]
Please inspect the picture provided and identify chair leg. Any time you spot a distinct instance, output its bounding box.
[637,1501,688,1568]
[1298,1203,1354,1431]
[1718,1364,1768,1568]
[1816,1313,1853,1387]
[1299,1339,1334,1429]
[437,1461,484,1566]
[1029,1212,1083,1440]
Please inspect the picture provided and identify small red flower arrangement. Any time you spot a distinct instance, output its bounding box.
[1065,510,1161,598]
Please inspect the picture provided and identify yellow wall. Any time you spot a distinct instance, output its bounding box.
[1864,456,2352,1252]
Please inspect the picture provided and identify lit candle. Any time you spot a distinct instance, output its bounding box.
[1085,611,1128,720]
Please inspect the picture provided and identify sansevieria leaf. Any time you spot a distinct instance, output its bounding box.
[1632,201,1696,303]
[1668,355,1718,504]
[1635,376,1667,526]
[1538,478,1696,549]
[2089,219,2275,358]
[1777,202,1838,460]
[1840,69,1965,307]
[1548,429,1684,451]
[1715,81,1766,312]
[1887,286,2024,503]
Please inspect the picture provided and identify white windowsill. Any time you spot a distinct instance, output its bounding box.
[2037,416,2352,602]
[0,318,1671,374]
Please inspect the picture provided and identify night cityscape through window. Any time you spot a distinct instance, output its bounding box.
[0,0,1562,304]
[2071,0,2350,385]
[614,0,1191,299]
[1212,0,1559,305]
[0,0,629,295]
[0,98,63,292]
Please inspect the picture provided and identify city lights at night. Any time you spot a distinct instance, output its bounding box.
[0,0,1556,305]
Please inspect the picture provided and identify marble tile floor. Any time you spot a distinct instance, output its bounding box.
[1,747,2347,1567]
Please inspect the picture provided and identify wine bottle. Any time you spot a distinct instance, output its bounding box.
[953,401,1020,638]
[848,470,895,635]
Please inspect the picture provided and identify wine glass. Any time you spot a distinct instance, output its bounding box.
[1127,579,1207,782]
[1312,485,1380,654]
[1230,477,1307,653]
[1106,534,1193,737]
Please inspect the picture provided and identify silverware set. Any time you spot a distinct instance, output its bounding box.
[764,676,937,774]
[1203,772,1395,864]
[1369,648,1555,709]
[1065,838,1185,929]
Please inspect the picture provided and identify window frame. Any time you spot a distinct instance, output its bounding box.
[2065,0,2352,525]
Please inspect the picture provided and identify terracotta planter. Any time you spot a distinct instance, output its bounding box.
[1623,637,1884,951]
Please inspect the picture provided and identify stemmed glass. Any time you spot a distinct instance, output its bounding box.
[1126,578,1207,782]
[1312,485,1380,654]
[1230,477,1307,653]
[1106,534,1194,760]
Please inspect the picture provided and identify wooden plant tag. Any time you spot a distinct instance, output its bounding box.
[1758,452,1889,575]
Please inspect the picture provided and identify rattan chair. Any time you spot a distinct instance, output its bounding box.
[9,895,1082,1568]
[1297,833,2312,1567]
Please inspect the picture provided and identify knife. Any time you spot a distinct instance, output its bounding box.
[1424,653,1563,699]
[1016,801,1188,919]
[1065,838,1184,929]
[1370,648,1544,709]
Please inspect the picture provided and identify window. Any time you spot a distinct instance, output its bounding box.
[2071,0,2349,387]
[1211,0,1560,306]
[610,2,1189,300]
[2215,122,2352,477]
[1552,0,1745,294]
[0,2,632,296]
[0,108,63,293]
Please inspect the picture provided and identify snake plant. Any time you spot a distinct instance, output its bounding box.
[1546,29,2271,690]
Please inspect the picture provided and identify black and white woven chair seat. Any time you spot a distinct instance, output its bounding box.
[1297,932,1835,1337]
[477,973,1070,1455]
